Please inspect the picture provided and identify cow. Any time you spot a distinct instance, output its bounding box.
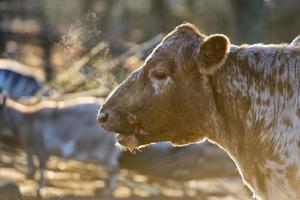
[0,90,120,196]
[97,23,300,199]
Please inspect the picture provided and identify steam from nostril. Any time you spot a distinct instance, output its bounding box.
[97,112,109,124]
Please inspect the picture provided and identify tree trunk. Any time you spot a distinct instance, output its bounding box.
[231,0,266,43]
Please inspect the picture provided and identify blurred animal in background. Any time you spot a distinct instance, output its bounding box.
[0,59,44,100]
[0,89,120,196]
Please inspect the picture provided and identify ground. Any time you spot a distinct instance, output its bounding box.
[0,145,251,200]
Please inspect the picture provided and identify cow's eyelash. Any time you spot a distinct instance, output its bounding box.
[151,70,168,80]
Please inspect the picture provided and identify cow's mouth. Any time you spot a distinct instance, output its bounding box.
[115,128,150,149]
[98,113,167,149]
[115,133,139,148]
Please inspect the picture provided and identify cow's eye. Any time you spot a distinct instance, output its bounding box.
[151,70,167,80]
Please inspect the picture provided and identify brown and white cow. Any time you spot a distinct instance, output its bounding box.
[97,23,300,199]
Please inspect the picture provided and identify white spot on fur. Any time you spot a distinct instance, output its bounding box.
[152,80,161,95]
[151,76,174,95]
[164,77,174,86]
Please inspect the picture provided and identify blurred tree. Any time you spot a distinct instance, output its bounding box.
[98,0,117,39]
[102,0,128,54]
[80,0,95,14]
[0,24,5,55]
[267,0,300,43]
[231,0,265,43]
[148,0,173,36]
[0,0,57,81]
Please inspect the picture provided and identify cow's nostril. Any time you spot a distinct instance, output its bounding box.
[97,112,109,124]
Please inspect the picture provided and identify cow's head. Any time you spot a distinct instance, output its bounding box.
[98,23,230,148]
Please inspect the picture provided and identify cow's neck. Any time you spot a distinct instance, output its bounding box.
[209,44,300,198]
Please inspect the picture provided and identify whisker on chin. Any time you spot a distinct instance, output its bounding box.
[115,141,140,154]
[128,148,137,154]
[136,147,142,152]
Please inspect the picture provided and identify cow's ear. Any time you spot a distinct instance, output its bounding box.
[198,34,230,74]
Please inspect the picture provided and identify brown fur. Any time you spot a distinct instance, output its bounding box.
[98,23,300,199]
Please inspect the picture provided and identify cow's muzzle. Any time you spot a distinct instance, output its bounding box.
[97,107,138,135]
[97,111,109,124]
[97,106,112,131]
[97,108,152,148]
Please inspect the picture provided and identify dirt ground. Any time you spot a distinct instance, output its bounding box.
[0,147,251,200]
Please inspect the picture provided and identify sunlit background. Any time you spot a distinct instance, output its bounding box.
[0,0,299,199]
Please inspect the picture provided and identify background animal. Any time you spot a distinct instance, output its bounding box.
[0,59,44,100]
[0,89,120,196]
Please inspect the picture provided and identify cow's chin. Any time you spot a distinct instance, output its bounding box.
[114,127,154,149]
[116,134,140,148]
[115,129,169,149]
